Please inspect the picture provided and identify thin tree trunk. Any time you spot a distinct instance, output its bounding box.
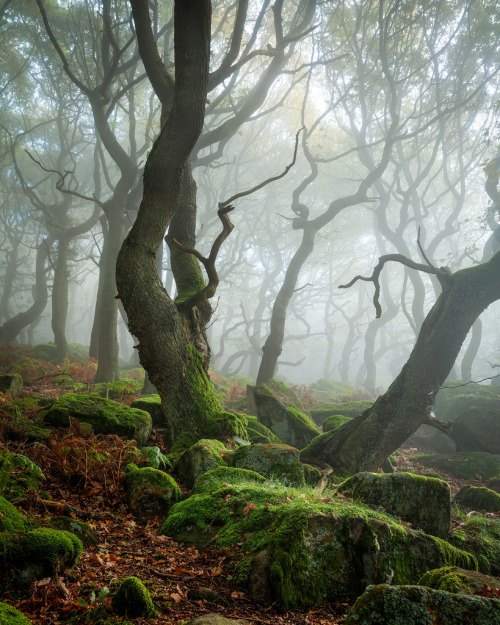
[51,236,69,362]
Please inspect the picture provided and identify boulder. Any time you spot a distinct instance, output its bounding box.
[48,517,98,548]
[161,473,476,608]
[0,601,32,624]
[245,415,281,444]
[416,451,500,481]
[344,584,500,625]
[252,379,319,448]
[435,383,500,421]
[308,400,373,427]
[42,393,152,445]
[451,403,500,454]
[174,439,229,489]
[131,394,165,426]
[194,466,266,493]
[231,443,305,485]
[338,472,451,538]
[0,452,45,503]
[453,485,500,512]
[0,374,23,397]
[322,414,352,432]
[125,464,183,521]
[0,527,83,586]
[449,514,500,576]
[419,565,500,595]
[112,576,156,618]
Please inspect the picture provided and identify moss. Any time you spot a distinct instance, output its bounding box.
[419,566,471,593]
[246,416,281,444]
[0,402,53,442]
[0,452,45,503]
[193,467,266,494]
[231,444,305,486]
[0,601,32,625]
[308,400,373,426]
[183,344,249,442]
[453,485,500,512]
[3,528,83,585]
[0,496,29,532]
[93,379,143,399]
[42,393,152,446]
[416,452,500,480]
[322,414,352,433]
[345,584,500,625]
[131,395,164,426]
[302,463,323,486]
[48,516,98,548]
[174,439,230,488]
[111,576,157,618]
[449,514,500,575]
[125,464,183,521]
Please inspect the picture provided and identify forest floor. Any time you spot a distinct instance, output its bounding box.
[0,373,495,625]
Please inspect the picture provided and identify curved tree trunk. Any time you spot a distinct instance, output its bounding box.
[303,251,500,475]
[0,234,55,344]
[116,0,219,447]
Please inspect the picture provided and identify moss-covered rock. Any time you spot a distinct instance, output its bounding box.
[344,584,500,625]
[174,439,229,489]
[193,467,266,494]
[131,395,165,426]
[245,416,281,444]
[419,566,500,595]
[449,514,500,576]
[322,414,352,433]
[451,404,500,454]
[0,400,53,442]
[0,452,45,503]
[48,517,98,548]
[0,374,23,397]
[42,393,152,445]
[453,485,500,512]
[161,475,477,608]
[231,443,305,486]
[0,496,29,532]
[435,383,500,421]
[338,472,451,538]
[416,451,500,480]
[1,528,83,586]
[125,464,183,521]
[253,380,319,449]
[0,601,32,624]
[112,576,156,618]
[308,400,373,427]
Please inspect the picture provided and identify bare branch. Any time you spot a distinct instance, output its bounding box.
[172,205,235,312]
[441,375,500,388]
[339,254,454,318]
[219,128,302,209]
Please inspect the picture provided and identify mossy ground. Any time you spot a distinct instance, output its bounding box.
[0,601,32,625]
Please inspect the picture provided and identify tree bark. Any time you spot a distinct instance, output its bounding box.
[116,0,220,446]
[51,236,69,362]
[303,252,500,475]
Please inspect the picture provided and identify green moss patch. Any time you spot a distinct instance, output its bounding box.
[0,496,29,532]
[453,485,500,512]
[174,439,230,489]
[0,452,45,503]
[419,565,500,595]
[246,416,281,444]
[449,514,500,576]
[112,576,156,618]
[231,443,305,486]
[0,601,32,625]
[41,393,152,446]
[345,584,500,625]
[308,400,373,427]
[131,395,165,426]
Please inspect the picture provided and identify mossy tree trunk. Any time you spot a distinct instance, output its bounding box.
[304,252,500,475]
[116,0,227,446]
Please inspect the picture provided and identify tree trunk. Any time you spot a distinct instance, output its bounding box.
[0,234,54,344]
[94,210,124,382]
[51,236,69,363]
[116,0,228,447]
[303,252,500,475]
